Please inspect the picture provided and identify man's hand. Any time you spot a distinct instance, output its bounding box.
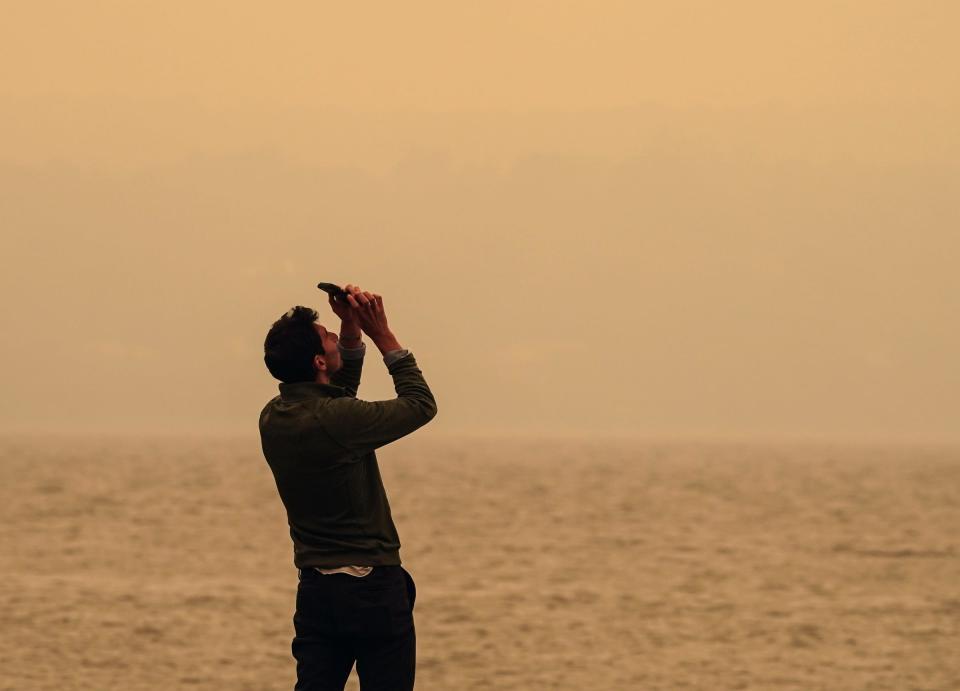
[328,284,367,347]
[331,283,398,352]
[328,283,361,323]
[345,288,391,340]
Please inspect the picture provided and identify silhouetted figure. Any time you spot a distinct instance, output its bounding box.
[259,285,437,690]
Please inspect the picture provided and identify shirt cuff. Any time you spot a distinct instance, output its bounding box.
[384,349,411,366]
[337,340,366,360]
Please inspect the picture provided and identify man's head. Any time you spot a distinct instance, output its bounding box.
[264,306,341,384]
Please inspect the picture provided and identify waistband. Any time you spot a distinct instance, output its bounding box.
[298,565,403,580]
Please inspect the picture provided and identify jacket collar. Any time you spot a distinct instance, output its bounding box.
[278,381,347,401]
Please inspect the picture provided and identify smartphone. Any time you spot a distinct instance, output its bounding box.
[317,282,349,300]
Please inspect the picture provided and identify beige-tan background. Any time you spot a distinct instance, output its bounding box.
[1,3,958,690]
[1,1,957,443]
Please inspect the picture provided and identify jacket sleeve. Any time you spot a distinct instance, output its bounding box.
[321,352,438,452]
[329,341,365,398]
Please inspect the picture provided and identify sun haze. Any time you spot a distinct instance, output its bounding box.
[1,1,957,443]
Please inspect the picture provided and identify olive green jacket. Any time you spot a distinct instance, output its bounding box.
[259,342,437,568]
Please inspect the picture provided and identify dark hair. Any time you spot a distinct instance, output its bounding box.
[264,305,323,383]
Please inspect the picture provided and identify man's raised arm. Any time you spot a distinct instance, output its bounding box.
[323,291,437,452]
[330,323,365,397]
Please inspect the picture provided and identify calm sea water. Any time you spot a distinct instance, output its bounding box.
[1,434,958,690]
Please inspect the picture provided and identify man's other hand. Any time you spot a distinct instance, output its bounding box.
[346,288,390,338]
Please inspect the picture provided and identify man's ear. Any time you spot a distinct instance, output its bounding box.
[313,353,326,373]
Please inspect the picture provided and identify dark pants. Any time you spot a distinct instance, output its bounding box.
[292,565,417,691]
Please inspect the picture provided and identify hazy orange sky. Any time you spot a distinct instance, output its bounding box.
[2,2,957,442]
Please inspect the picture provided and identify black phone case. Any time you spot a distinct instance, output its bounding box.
[317,282,348,299]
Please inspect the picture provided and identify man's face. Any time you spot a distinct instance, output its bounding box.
[313,323,342,377]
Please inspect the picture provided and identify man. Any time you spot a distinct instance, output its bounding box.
[259,284,438,691]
